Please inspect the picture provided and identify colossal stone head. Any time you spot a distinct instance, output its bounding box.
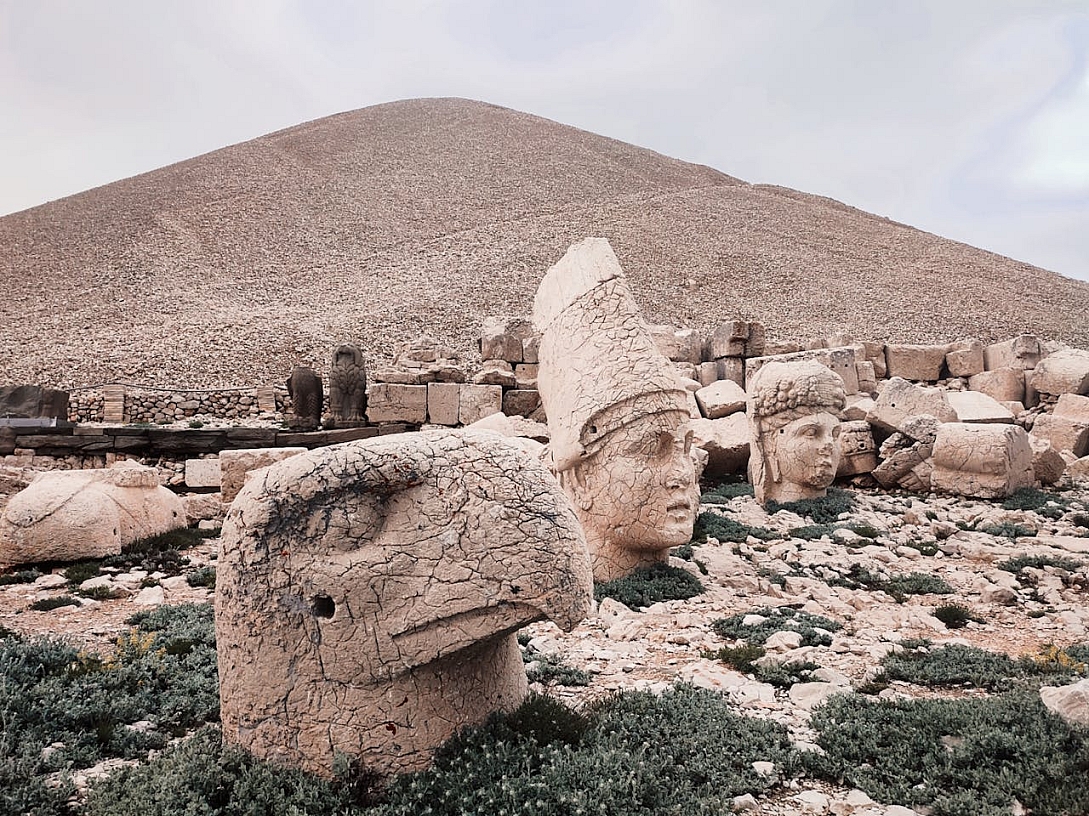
[747,360,847,505]
[532,238,699,581]
[215,429,592,777]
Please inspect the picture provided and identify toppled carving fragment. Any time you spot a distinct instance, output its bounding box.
[931,422,1035,499]
[216,429,591,777]
[285,366,323,431]
[532,238,699,581]
[0,461,184,567]
[747,360,847,505]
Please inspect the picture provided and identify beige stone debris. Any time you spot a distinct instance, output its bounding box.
[479,317,534,363]
[861,341,887,378]
[945,391,1014,424]
[533,238,699,581]
[694,379,747,419]
[1055,392,1089,424]
[366,383,428,424]
[1028,436,1066,485]
[708,320,765,359]
[945,339,985,378]
[458,384,503,425]
[872,416,938,492]
[216,429,592,777]
[502,389,541,418]
[930,423,1035,499]
[1040,679,1089,727]
[377,337,465,384]
[1032,349,1089,397]
[648,324,702,364]
[1031,409,1089,458]
[747,347,859,395]
[690,414,750,478]
[855,360,877,395]
[0,461,184,567]
[747,360,846,504]
[716,357,745,387]
[426,382,460,426]
[984,334,1043,371]
[884,343,949,381]
[220,447,307,504]
[969,368,1025,403]
[184,458,221,488]
[473,359,517,387]
[837,420,878,476]
[867,377,957,433]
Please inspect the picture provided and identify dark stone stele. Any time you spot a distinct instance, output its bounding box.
[327,344,368,428]
[0,385,69,422]
[286,367,323,431]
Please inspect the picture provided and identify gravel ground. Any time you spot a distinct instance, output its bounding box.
[3,98,1088,390]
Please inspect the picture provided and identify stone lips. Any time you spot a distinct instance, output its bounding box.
[215,428,592,776]
[3,97,1088,390]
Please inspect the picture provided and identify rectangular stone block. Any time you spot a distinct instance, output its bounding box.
[855,361,877,395]
[945,339,985,378]
[479,317,533,363]
[459,384,503,425]
[426,383,460,426]
[695,380,747,419]
[220,447,307,503]
[255,387,278,412]
[984,335,1042,371]
[708,320,748,359]
[184,458,222,488]
[648,325,702,364]
[861,342,887,378]
[946,391,1014,424]
[715,357,744,387]
[514,364,538,389]
[696,362,719,387]
[1030,413,1089,457]
[366,384,428,424]
[1055,393,1089,424]
[1032,349,1089,397]
[746,347,859,395]
[969,369,1025,403]
[502,389,541,418]
[931,423,1035,499]
[884,344,949,382]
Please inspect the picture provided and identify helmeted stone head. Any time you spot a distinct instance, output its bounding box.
[747,360,847,505]
[533,238,699,581]
[215,429,591,777]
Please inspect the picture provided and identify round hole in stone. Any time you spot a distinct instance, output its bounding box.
[311,594,335,619]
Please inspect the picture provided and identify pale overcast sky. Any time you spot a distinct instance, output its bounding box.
[2,0,1087,281]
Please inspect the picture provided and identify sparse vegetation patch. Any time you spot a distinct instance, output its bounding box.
[593,562,704,609]
[713,606,842,647]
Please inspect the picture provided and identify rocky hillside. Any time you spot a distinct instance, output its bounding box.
[3,97,1088,388]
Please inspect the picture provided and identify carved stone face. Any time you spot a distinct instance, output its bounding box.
[565,410,698,579]
[767,412,841,502]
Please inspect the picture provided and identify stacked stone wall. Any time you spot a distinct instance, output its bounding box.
[68,387,288,424]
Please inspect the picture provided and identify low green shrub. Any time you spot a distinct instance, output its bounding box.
[806,691,1089,816]
[186,565,217,588]
[826,564,952,601]
[670,544,709,574]
[524,652,592,687]
[996,554,1083,574]
[64,560,102,585]
[77,584,127,601]
[789,524,834,541]
[932,603,982,629]
[700,479,754,503]
[692,510,777,543]
[703,643,766,673]
[0,568,41,586]
[593,562,704,610]
[767,488,854,524]
[754,660,819,689]
[1001,487,1068,515]
[880,643,1088,691]
[101,527,214,576]
[28,594,81,611]
[713,606,842,647]
[976,522,1036,539]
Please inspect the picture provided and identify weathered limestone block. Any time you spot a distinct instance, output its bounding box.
[328,344,368,426]
[426,383,460,426]
[837,420,877,476]
[984,335,1042,371]
[0,385,69,421]
[765,340,802,355]
[502,389,541,418]
[0,462,184,567]
[286,367,322,431]
[746,347,859,395]
[708,320,766,359]
[383,337,466,384]
[716,357,745,387]
[1032,349,1089,397]
[1040,679,1089,727]
[184,458,222,488]
[695,380,747,419]
[946,391,1014,424]
[872,417,938,491]
[533,238,699,581]
[182,493,225,527]
[522,334,540,364]
[459,384,503,425]
[844,395,875,422]
[515,364,539,389]
[748,360,846,505]
[1029,436,1066,485]
[690,414,750,477]
[884,344,949,382]
[220,447,307,504]
[1031,413,1089,457]
[855,361,877,395]
[648,325,702,365]
[867,377,957,433]
[465,413,549,445]
[861,342,887,379]
[695,362,718,387]
[945,340,985,378]
[216,429,593,777]
[931,423,1035,499]
[480,317,533,363]
[473,360,517,387]
[1056,393,1089,423]
[366,384,428,425]
[969,368,1025,403]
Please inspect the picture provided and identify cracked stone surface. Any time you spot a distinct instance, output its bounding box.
[533,238,699,581]
[215,428,592,776]
[748,360,847,505]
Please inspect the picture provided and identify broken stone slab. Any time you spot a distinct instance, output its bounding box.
[1029,436,1067,485]
[694,380,747,419]
[746,347,859,395]
[969,368,1025,403]
[0,385,69,421]
[884,343,949,382]
[860,342,887,379]
[690,414,750,478]
[184,458,222,489]
[0,461,185,568]
[707,320,765,359]
[647,324,702,365]
[472,359,517,388]
[945,339,985,378]
[514,363,538,389]
[984,334,1042,371]
[216,429,592,777]
[458,384,503,425]
[715,357,745,387]
[479,317,534,363]
[696,362,718,387]
[426,382,460,426]
[867,377,957,433]
[366,384,428,425]
[945,391,1014,424]
[464,412,549,444]
[855,361,877,395]
[1032,349,1089,397]
[1054,392,1089,424]
[1040,679,1089,727]
[930,423,1035,499]
[1030,413,1089,458]
[220,447,307,504]
[501,389,541,418]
